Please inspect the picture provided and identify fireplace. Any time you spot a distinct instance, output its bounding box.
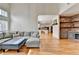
[68,32,79,39]
[75,34,79,39]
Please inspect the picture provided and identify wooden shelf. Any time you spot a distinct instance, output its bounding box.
[60,22,73,23]
[61,21,79,23]
[61,27,79,28]
[60,21,79,23]
[72,21,79,22]
[73,27,79,28]
[60,27,73,28]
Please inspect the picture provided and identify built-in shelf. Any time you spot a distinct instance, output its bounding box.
[60,15,79,39]
[72,21,79,22]
[73,27,79,28]
[60,17,73,39]
[61,27,79,28]
[61,21,79,23]
[60,27,73,28]
[60,22,73,23]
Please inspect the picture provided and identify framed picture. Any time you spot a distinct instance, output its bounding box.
[53,19,58,25]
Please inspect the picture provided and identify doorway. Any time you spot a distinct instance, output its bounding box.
[38,15,53,35]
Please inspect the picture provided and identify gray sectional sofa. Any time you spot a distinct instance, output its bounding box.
[0,32,26,52]
[0,31,40,53]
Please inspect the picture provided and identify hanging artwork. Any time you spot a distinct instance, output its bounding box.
[53,19,58,25]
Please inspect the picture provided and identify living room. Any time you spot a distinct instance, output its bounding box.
[0,3,59,55]
[1,3,79,55]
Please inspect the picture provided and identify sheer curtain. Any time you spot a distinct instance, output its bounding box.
[0,9,8,33]
[0,20,8,33]
[0,23,2,33]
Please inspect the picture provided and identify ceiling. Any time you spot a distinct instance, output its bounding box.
[61,4,79,16]
[11,3,60,15]
[10,3,60,27]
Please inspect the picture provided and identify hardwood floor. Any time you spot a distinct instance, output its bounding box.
[1,32,79,55]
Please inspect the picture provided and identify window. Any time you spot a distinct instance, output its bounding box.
[0,9,1,15]
[1,10,5,16]
[0,9,8,17]
[0,23,2,33]
[0,9,8,33]
[0,20,8,32]
[4,11,8,17]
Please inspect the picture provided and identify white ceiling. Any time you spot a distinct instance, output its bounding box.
[10,3,60,27]
[61,4,79,16]
[11,3,60,15]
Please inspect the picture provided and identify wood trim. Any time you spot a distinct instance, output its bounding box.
[60,14,79,18]
[60,16,71,18]
[71,14,79,18]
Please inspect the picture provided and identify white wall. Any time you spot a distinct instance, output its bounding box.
[52,15,60,39]
[10,3,59,32]
[0,3,10,11]
[10,4,36,32]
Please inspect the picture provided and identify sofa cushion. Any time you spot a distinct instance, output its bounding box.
[24,32,31,36]
[31,32,40,38]
[4,33,11,38]
[19,32,24,36]
[0,38,11,43]
[26,38,40,47]
[2,32,12,39]
[0,33,3,39]
[31,32,37,38]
